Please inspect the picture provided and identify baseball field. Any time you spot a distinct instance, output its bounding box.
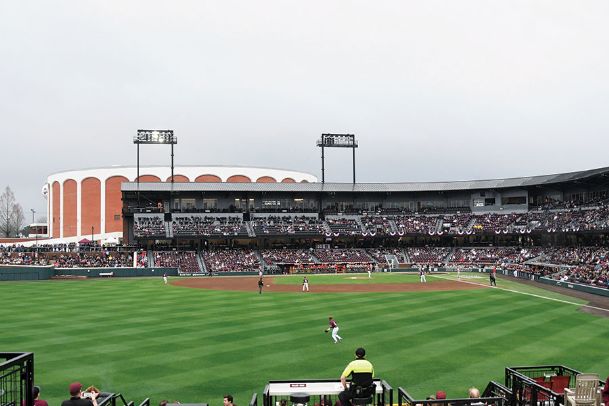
[1,272,608,406]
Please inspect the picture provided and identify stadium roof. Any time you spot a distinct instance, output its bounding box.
[122,166,609,193]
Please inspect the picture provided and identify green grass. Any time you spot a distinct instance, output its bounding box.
[1,275,608,406]
[271,272,434,284]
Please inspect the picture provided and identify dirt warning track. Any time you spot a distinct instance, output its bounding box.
[171,276,484,293]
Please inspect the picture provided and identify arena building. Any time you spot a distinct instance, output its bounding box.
[44,165,317,241]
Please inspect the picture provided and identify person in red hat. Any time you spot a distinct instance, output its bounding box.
[60,382,98,406]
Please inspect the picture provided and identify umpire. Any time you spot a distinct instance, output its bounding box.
[338,347,375,406]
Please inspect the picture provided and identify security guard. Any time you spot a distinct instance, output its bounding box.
[339,347,375,406]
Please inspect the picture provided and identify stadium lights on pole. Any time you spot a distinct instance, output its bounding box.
[316,134,358,184]
[133,129,178,211]
[31,209,37,261]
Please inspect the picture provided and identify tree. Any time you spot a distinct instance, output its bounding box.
[0,186,25,237]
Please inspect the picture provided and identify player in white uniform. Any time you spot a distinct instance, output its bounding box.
[163,273,168,284]
[325,316,343,343]
[419,267,426,283]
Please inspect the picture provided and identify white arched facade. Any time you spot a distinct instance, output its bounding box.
[45,165,317,242]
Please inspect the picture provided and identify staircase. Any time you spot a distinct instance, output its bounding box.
[443,247,456,264]
[246,221,256,237]
[388,219,399,234]
[197,252,208,274]
[165,221,173,238]
[354,216,367,233]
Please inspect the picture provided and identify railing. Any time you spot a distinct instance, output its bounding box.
[397,387,508,406]
[505,365,604,406]
[0,352,34,406]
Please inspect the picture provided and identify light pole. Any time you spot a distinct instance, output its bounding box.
[31,209,37,262]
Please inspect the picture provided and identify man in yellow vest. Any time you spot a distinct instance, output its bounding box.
[338,348,375,406]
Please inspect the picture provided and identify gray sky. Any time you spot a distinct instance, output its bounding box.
[2,0,609,219]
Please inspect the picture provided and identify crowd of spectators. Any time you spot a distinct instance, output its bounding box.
[154,251,201,273]
[260,249,317,265]
[359,215,394,235]
[366,248,408,264]
[313,249,372,263]
[52,251,134,268]
[325,218,363,236]
[202,249,261,273]
[134,216,165,237]
[394,215,439,234]
[406,247,451,264]
[172,215,248,237]
[251,216,325,235]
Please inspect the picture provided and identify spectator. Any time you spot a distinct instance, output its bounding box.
[61,382,98,406]
[602,375,609,406]
[338,347,375,406]
[30,386,48,406]
[223,395,235,406]
[468,387,480,398]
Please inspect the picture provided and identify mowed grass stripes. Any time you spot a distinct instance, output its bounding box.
[1,276,608,406]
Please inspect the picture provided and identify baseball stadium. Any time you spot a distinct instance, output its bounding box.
[2,133,609,406]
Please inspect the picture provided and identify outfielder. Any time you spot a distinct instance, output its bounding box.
[325,316,343,343]
[419,267,426,283]
[163,273,168,285]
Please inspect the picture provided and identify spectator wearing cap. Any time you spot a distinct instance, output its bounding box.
[61,382,98,406]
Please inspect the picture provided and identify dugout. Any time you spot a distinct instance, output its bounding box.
[263,379,393,406]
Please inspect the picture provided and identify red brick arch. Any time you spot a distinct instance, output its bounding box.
[105,176,129,233]
[227,175,251,183]
[52,181,60,237]
[81,177,101,237]
[166,175,190,182]
[281,177,296,183]
[63,179,77,237]
[256,176,277,183]
[135,175,161,182]
[195,174,222,183]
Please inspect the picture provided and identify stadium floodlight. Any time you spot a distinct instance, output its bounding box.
[133,129,178,209]
[316,133,358,184]
[134,129,177,144]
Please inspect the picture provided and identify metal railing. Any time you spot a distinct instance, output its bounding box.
[397,387,508,406]
[0,353,34,406]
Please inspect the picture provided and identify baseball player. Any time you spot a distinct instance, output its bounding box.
[302,276,310,292]
[419,267,426,283]
[490,266,497,286]
[163,273,168,285]
[325,316,343,343]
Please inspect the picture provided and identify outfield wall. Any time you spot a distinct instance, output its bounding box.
[0,266,178,281]
[539,277,609,298]
[0,266,54,281]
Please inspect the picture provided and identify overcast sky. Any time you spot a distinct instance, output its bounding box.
[2,0,609,219]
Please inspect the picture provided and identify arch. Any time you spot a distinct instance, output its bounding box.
[281,177,296,183]
[166,174,190,182]
[135,175,161,182]
[52,181,60,238]
[62,179,77,237]
[256,176,277,183]
[105,176,129,233]
[227,175,251,183]
[195,174,222,183]
[81,177,101,237]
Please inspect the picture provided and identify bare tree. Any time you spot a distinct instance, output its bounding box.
[0,186,25,237]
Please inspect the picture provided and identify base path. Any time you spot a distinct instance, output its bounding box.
[171,276,484,293]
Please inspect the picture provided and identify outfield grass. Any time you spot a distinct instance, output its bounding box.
[271,272,437,284]
[1,274,607,406]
